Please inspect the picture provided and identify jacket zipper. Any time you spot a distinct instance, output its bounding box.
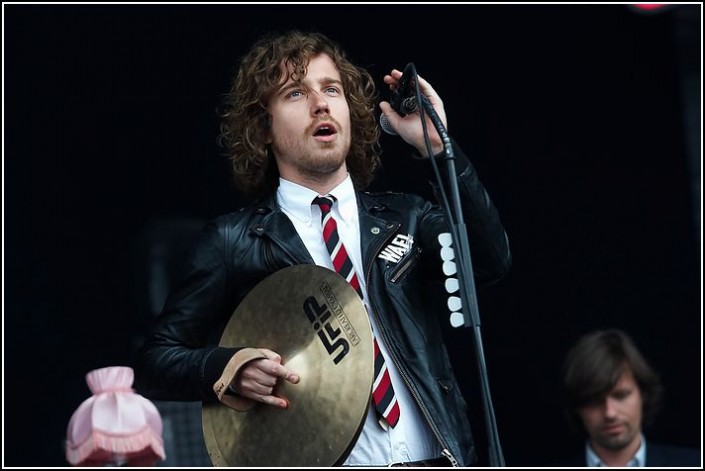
[364,227,459,467]
[389,247,422,284]
[442,448,460,467]
[367,293,459,466]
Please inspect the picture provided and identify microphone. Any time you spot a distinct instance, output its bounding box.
[390,94,419,116]
[379,114,398,136]
[380,96,418,135]
[379,62,418,136]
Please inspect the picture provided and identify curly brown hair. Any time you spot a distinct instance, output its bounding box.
[218,30,381,199]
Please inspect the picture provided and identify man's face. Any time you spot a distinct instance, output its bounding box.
[266,53,351,184]
[577,368,644,452]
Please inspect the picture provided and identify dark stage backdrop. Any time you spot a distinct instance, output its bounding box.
[4,4,701,467]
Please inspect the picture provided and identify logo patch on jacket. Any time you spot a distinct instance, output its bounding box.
[378,234,414,263]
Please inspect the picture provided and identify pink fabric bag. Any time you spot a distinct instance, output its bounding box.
[65,366,166,466]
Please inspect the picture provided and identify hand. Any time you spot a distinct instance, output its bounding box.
[229,348,299,409]
[380,68,448,157]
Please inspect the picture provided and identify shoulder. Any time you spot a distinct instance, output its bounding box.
[361,189,407,199]
[209,198,276,228]
[359,189,427,210]
[647,442,701,467]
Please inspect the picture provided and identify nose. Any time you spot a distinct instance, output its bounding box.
[310,91,330,116]
[603,397,618,419]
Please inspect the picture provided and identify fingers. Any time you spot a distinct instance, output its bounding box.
[383,68,404,90]
[381,66,447,155]
[231,348,299,409]
[257,348,299,384]
[258,394,289,409]
[383,68,439,101]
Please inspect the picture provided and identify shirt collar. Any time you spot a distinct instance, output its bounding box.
[634,436,646,467]
[277,175,357,225]
[585,434,646,467]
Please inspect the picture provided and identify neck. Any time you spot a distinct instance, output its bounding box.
[592,435,642,467]
[282,169,348,196]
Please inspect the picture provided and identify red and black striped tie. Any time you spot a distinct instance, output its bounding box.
[312,195,400,429]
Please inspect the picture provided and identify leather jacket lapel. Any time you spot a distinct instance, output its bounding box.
[358,193,401,276]
[254,195,314,266]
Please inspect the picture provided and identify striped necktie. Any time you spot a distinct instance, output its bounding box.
[312,195,400,429]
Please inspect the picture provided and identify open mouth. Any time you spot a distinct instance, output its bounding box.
[313,123,337,137]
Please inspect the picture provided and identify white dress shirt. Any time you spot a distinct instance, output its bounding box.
[277,175,441,466]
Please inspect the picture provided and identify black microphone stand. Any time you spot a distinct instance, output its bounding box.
[404,64,505,467]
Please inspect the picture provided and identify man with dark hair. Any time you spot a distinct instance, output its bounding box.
[555,329,701,467]
[134,30,511,466]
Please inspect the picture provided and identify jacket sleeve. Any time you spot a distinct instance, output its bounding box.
[420,138,512,286]
[133,220,244,402]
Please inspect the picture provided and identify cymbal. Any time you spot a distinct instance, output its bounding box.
[202,265,374,467]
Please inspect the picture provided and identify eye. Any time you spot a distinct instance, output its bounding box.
[612,389,631,400]
[324,86,341,95]
[287,89,306,100]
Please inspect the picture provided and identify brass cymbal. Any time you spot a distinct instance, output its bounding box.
[202,264,374,467]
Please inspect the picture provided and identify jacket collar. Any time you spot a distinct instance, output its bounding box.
[249,191,401,271]
[249,193,313,265]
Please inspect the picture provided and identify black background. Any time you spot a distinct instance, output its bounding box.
[4,4,701,467]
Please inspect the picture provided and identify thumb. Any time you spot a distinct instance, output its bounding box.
[379,101,397,119]
[379,102,400,135]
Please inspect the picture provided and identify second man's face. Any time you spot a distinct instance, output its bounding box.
[266,53,352,185]
[577,367,644,453]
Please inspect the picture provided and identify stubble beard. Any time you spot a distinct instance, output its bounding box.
[273,134,350,181]
[594,423,637,451]
[303,144,347,177]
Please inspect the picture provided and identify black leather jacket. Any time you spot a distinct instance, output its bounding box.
[135,143,511,466]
